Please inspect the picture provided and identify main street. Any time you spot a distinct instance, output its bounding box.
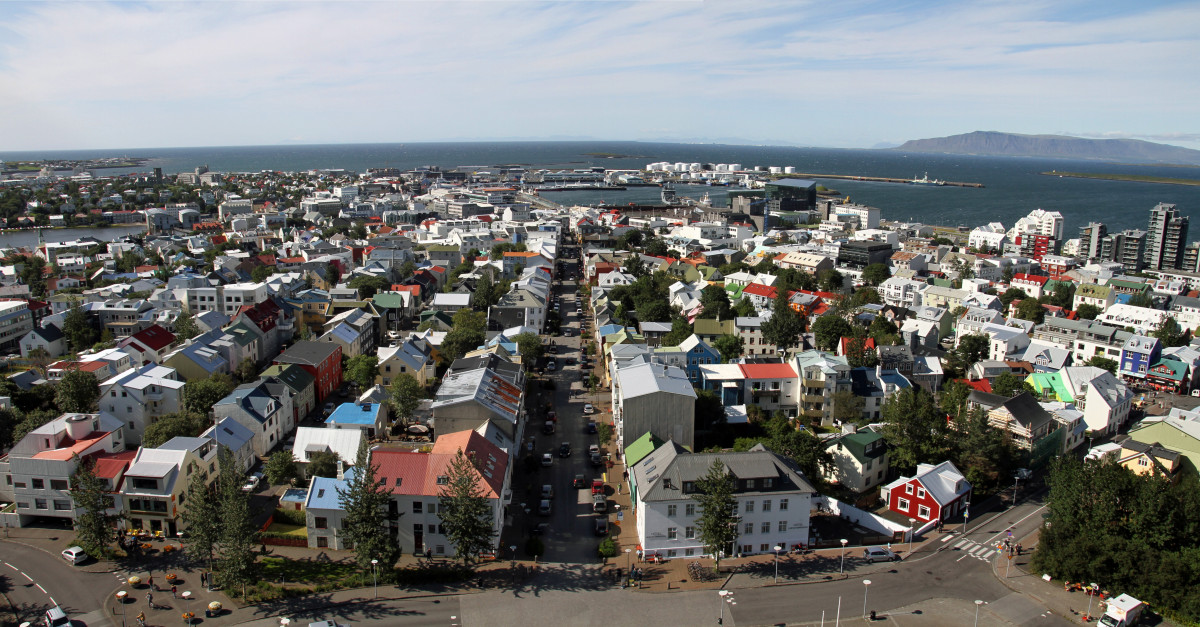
[1,540,111,626]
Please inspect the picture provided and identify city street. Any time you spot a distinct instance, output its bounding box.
[1,540,111,626]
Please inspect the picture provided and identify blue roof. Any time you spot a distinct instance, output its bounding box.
[305,467,356,510]
[326,402,383,426]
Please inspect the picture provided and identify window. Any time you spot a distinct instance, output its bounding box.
[760,544,770,552]
[685,527,695,539]
[762,499,772,512]
[667,550,677,558]
[905,484,914,495]
[685,504,695,516]
[897,498,910,512]
[745,479,756,489]
[413,501,423,514]
[778,521,787,532]
[916,487,926,499]
[317,537,328,548]
[744,501,754,513]
[31,478,44,489]
[315,517,328,529]
[762,478,774,488]
[761,522,770,533]
[685,548,695,557]
[50,479,68,490]
[918,505,931,519]
[744,522,753,535]
[1137,458,1149,467]
[667,504,677,517]
[436,545,445,555]
[427,524,436,533]
[54,500,71,511]
[667,527,677,540]
[35,498,48,510]
[779,499,788,511]
[429,502,437,514]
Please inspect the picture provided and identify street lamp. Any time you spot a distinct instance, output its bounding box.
[1086,583,1099,621]
[176,531,183,551]
[509,544,517,569]
[181,591,191,626]
[371,559,379,598]
[862,579,871,620]
[839,538,848,574]
[718,590,735,625]
[773,545,782,583]
[624,548,631,587]
[974,600,984,627]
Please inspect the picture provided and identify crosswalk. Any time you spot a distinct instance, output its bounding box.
[952,537,1000,561]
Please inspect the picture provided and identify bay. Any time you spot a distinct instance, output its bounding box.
[0,224,147,249]
[5,141,1200,238]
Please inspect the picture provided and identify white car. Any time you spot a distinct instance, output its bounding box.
[61,546,88,565]
[862,546,900,563]
[583,404,595,414]
[241,471,264,493]
[546,361,557,371]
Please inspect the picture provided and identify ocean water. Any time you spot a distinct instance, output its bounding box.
[5,141,1200,237]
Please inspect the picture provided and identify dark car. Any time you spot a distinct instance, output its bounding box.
[530,522,549,536]
[585,421,597,434]
[573,474,586,489]
[594,517,609,536]
[558,442,572,458]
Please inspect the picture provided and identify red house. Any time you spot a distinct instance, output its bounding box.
[273,340,342,402]
[881,461,972,525]
[118,324,177,365]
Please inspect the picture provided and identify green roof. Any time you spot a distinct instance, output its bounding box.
[693,318,734,336]
[828,430,885,464]
[1027,372,1073,402]
[372,292,408,308]
[624,432,665,468]
[427,244,461,252]
[226,322,260,347]
[261,363,315,393]
[1108,278,1148,292]
[724,284,745,299]
[1148,358,1187,382]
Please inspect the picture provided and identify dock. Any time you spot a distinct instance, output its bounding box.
[779,172,984,188]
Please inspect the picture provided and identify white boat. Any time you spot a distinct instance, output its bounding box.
[909,172,945,186]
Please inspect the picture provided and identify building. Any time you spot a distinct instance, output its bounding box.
[793,351,852,425]
[99,364,186,446]
[0,301,34,353]
[630,441,816,559]
[1119,335,1162,382]
[19,324,66,358]
[325,402,388,438]
[1144,202,1189,271]
[612,362,697,454]
[260,363,317,426]
[212,379,296,457]
[291,426,363,480]
[430,362,525,442]
[824,429,889,493]
[119,440,213,536]
[320,308,377,359]
[837,241,894,270]
[880,461,972,525]
[273,341,343,402]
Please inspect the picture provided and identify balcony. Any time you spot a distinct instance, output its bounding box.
[750,386,781,397]
[802,394,824,404]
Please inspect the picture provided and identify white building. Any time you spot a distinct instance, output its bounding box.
[99,364,186,446]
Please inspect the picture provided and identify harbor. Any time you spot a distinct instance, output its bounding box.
[776,171,984,188]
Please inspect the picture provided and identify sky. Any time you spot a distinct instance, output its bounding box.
[1,0,1198,152]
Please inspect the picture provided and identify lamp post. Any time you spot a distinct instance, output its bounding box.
[1086,583,1099,621]
[717,590,735,625]
[182,591,191,626]
[839,539,848,574]
[974,600,984,627]
[624,548,631,587]
[509,544,517,569]
[773,545,782,583]
[371,559,379,598]
[176,531,183,551]
[862,579,871,620]
[906,526,913,556]
[964,499,971,534]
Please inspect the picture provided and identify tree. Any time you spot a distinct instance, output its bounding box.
[692,459,738,573]
[643,239,669,257]
[344,355,379,390]
[1049,282,1076,309]
[954,334,990,371]
[698,285,732,320]
[844,334,878,368]
[759,415,836,486]
[513,332,544,369]
[347,275,389,300]
[174,310,199,340]
[732,297,757,318]
[69,455,119,556]
[141,411,207,448]
[1015,298,1045,324]
[1001,265,1015,284]
[818,268,845,293]
[861,263,890,287]
[387,373,423,426]
[811,314,852,352]
[712,334,744,362]
[18,254,47,297]
[624,254,647,278]
[440,310,487,363]
[660,316,694,347]
[181,462,220,572]
[1153,316,1189,348]
[264,450,298,486]
[999,287,1028,308]
[638,299,672,323]
[308,450,341,478]
[56,370,99,413]
[832,389,866,426]
[182,373,237,415]
[952,406,1019,495]
[438,450,497,564]
[1084,356,1118,374]
[879,388,951,474]
[338,440,400,573]
[324,262,341,286]
[472,274,496,309]
[215,446,258,597]
[251,264,276,283]
[63,298,96,352]
[234,357,258,383]
[1128,291,1153,308]
[991,372,1033,397]
[760,290,804,351]
[867,316,898,343]
[1075,303,1101,320]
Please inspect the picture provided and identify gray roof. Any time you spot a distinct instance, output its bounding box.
[616,362,696,400]
[275,340,340,366]
[632,441,815,502]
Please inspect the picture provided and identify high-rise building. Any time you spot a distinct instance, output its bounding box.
[1099,229,1147,273]
[1079,222,1108,261]
[1145,202,1189,270]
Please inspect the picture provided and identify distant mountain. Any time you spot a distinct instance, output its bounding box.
[891,131,1200,165]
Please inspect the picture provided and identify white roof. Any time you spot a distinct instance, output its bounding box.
[292,426,363,464]
[433,293,472,307]
[615,362,696,400]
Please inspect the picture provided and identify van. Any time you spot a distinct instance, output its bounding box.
[44,606,69,627]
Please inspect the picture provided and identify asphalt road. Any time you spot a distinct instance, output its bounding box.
[1,540,111,626]
[236,596,463,627]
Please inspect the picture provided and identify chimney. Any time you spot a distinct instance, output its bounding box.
[337,460,345,480]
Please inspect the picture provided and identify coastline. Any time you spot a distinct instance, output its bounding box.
[1040,170,1200,186]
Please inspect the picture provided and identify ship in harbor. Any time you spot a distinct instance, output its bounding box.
[909,172,945,186]
[661,181,677,203]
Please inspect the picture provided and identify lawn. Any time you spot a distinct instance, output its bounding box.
[258,556,361,585]
[266,523,308,538]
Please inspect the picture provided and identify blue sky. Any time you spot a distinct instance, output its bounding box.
[1,0,1197,152]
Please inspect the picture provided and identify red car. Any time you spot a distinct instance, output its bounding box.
[591,479,604,495]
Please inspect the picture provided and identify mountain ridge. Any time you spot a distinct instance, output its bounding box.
[891,131,1200,165]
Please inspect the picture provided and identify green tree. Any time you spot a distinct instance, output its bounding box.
[387,373,423,425]
[234,357,258,383]
[698,285,732,320]
[174,310,199,340]
[811,314,852,352]
[324,261,341,286]
[514,332,544,369]
[939,380,973,423]
[832,389,866,426]
[991,372,1033,397]
[56,370,99,413]
[624,254,648,278]
[638,299,672,323]
[844,334,878,368]
[999,287,1028,308]
[760,414,836,486]
[867,316,898,343]
[861,263,890,287]
[952,406,1019,495]
[438,450,497,564]
[1128,291,1153,308]
[1048,282,1076,309]
[215,447,258,597]
[182,373,238,415]
[712,334,744,362]
[760,290,804,351]
[18,254,47,297]
[251,264,276,283]
[440,309,487,363]
[68,455,119,556]
[692,459,738,573]
[1084,356,1118,374]
[660,316,694,347]
[880,388,951,474]
[264,450,298,486]
[338,440,400,573]
[307,450,341,478]
[818,268,845,293]
[344,355,379,390]
[141,411,207,448]
[63,298,97,352]
[1075,303,1101,320]
[954,334,990,371]
[732,297,757,318]
[180,466,220,572]
[1015,298,1045,324]
[1153,316,1189,348]
[472,274,496,309]
[347,274,389,299]
[643,239,669,257]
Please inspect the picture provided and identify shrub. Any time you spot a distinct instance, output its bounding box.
[598,537,617,558]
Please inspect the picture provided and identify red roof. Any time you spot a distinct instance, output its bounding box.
[742,283,778,299]
[278,256,305,264]
[1012,273,1049,286]
[211,235,228,246]
[738,363,797,379]
[236,299,281,333]
[839,336,877,355]
[89,450,138,480]
[959,378,993,393]
[129,324,176,352]
[134,265,159,273]
[256,254,277,266]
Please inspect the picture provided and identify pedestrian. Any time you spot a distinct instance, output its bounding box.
[147,575,154,589]
[171,584,177,599]
[200,571,206,588]
[146,592,154,609]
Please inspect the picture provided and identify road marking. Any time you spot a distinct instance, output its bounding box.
[941,534,956,543]
[21,572,32,581]
[5,563,16,571]
[953,539,969,550]
[969,545,988,557]
[35,583,46,593]
[983,505,1047,545]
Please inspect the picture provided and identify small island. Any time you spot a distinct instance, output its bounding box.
[1041,170,1200,187]
[3,157,150,173]
[584,152,649,159]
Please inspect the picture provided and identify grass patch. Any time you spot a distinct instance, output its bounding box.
[259,556,360,585]
[266,523,308,538]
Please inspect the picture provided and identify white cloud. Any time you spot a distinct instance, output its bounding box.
[0,0,1196,150]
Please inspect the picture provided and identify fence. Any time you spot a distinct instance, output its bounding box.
[815,496,911,538]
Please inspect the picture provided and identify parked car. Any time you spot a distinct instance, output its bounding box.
[573,474,586,489]
[586,421,598,434]
[546,360,557,371]
[862,547,900,563]
[592,494,607,513]
[543,420,556,435]
[241,471,264,493]
[558,442,572,457]
[61,546,87,565]
[530,522,550,536]
[590,453,604,467]
[594,517,609,536]
[588,444,600,457]
[538,499,552,516]
[43,607,69,627]
[323,402,335,415]
[541,453,553,467]
[583,404,595,414]
[591,479,604,495]
[541,484,555,500]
